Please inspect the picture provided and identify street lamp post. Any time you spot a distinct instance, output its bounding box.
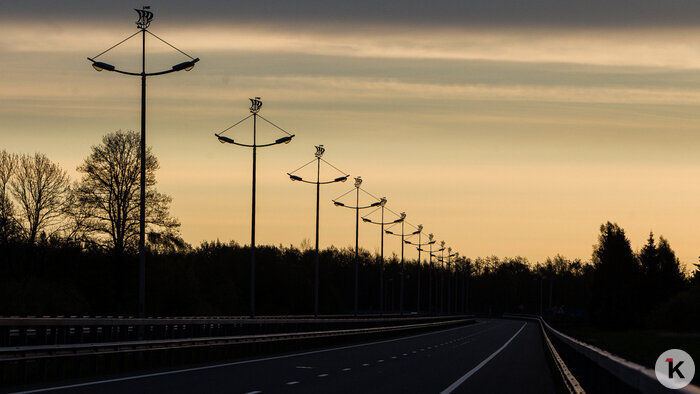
[445,247,457,314]
[215,98,295,317]
[333,177,382,317]
[427,236,444,314]
[88,7,199,320]
[405,228,435,314]
[385,216,420,316]
[362,200,404,315]
[288,146,349,317]
[440,241,446,313]
[453,252,460,313]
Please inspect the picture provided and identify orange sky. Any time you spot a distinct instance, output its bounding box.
[2,4,700,272]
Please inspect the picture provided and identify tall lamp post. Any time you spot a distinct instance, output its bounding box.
[452,252,460,313]
[332,177,382,317]
[445,248,457,313]
[385,216,420,316]
[439,241,446,313]
[362,200,404,315]
[215,98,295,317]
[404,227,434,314]
[426,237,444,314]
[288,146,349,317]
[88,7,199,319]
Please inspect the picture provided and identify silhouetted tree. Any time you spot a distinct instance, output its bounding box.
[0,150,20,243]
[10,153,70,244]
[73,131,179,255]
[656,236,685,299]
[591,222,641,328]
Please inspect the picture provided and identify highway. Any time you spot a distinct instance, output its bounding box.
[21,319,556,394]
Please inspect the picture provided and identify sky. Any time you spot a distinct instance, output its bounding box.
[2,1,700,271]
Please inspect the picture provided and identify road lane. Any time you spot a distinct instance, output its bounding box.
[22,319,555,394]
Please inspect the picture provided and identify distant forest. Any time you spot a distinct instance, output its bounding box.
[1,134,699,330]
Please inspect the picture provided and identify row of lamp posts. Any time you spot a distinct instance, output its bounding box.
[88,7,467,319]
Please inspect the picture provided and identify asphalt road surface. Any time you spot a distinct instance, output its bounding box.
[21,319,556,394]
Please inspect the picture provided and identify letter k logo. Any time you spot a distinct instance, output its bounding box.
[667,358,685,379]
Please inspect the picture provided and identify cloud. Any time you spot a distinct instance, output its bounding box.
[4,0,700,29]
[5,21,700,70]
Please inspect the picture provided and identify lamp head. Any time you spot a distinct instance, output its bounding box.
[289,174,302,181]
[172,58,199,71]
[275,135,294,144]
[354,176,362,188]
[400,212,406,220]
[380,197,387,207]
[90,61,115,72]
[215,134,234,144]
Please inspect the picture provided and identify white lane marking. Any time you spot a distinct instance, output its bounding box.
[317,374,328,377]
[342,368,351,371]
[20,321,491,393]
[377,359,384,363]
[362,363,370,367]
[286,381,300,385]
[402,353,408,356]
[440,322,527,394]
[412,351,417,354]
[391,356,397,359]
[244,391,262,394]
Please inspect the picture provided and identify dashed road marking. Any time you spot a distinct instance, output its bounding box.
[342,368,351,371]
[317,374,328,377]
[286,381,300,385]
[25,321,494,394]
[378,359,384,363]
[362,363,370,367]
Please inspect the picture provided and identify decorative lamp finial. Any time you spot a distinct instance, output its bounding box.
[249,97,262,114]
[135,7,153,29]
[315,145,325,158]
[354,176,362,188]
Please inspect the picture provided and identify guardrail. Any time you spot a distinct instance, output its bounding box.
[1,315,474,386]
[504,314,700,394]
[0,314,459,347]
[503,314,583,394]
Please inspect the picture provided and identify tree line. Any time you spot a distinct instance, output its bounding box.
[1,132,698,330]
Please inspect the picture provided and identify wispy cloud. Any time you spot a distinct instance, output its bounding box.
[5,22,700,70]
